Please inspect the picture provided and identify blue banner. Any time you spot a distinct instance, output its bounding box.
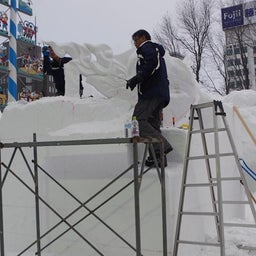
[18,0,32,16]
[239,158,256,181]
[222,4,244,30]
[244,1,256,26]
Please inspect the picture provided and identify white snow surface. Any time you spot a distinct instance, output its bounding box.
[0,42,256,256]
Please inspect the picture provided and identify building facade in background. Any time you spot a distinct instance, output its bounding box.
[0,39,56,104]
[0,0,55,110]
[222,1,256,93]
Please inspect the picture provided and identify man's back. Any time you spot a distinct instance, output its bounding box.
[136,41,170,106]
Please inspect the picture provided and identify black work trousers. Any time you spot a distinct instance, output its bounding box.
[133,98,172,156]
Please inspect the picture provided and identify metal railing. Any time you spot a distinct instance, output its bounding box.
[0,134,168,256]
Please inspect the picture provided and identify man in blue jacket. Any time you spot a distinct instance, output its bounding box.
[42,46,72,96]
[126,29,173,167]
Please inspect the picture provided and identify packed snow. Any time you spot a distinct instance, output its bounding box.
[0,42,255,256]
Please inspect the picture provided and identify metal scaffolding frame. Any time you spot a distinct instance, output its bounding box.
[0,134,168,256]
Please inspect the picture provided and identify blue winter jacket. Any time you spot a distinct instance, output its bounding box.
[136,40,170,107]
[43,56,72,95]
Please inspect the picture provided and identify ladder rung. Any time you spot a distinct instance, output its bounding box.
[215,200,249,205]
[191,128,226,134]
[185,182,217,187]
[224,223,256,228]
[192,102,215,109]
[211,177,241,181]
[187,153,234,160]
[181,211,219,216]
[177,239,220,247]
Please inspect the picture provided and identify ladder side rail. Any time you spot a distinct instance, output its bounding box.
[172,106,195,256]
[196,108,221,241]
[213,106,225,256]
[0,147,4,256]
[221,115,256,223]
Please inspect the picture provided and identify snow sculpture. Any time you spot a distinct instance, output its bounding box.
[46,41,201,126]
[46,41,136,103]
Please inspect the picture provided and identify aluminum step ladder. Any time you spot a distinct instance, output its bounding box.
[173,101,256,256]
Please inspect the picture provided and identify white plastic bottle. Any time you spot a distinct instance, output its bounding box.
[124,119,132,137]
[131,116,140,137]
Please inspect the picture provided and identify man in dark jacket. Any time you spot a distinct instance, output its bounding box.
[42,46,72,96]
[126,29,173,167]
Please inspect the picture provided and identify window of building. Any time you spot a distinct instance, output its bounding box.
[227,59,233,66]
[234,58,241,65]
[49,85,56,94]
[233,46,247,54]
[0,78,6,85]
[234,48,240,54]
[228,81,235,88]
[228,70,234,77]
[242,57,248,64]
[236,80,242,88]
[226,48,233,56]
[236,70,242,76]
[48,76,54,82]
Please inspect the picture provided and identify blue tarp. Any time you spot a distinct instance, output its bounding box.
[239,158,256,181]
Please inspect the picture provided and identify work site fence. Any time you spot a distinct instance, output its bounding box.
[0,134,168,256]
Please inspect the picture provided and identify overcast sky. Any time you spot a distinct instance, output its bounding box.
[31,0,178,54]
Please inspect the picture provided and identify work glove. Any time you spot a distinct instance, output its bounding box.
[126,75,141,91]
[42,46,50,57]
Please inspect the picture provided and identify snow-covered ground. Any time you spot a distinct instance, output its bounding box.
[0,42,255,256]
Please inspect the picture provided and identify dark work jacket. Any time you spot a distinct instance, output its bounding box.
[43,56,72,95]
[136,40,170,107]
